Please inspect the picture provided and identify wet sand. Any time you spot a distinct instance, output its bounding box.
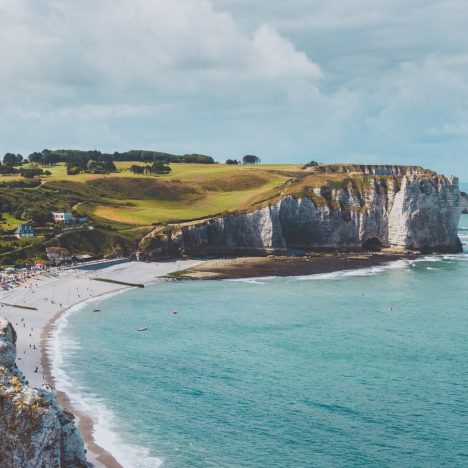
[172,252,418,280]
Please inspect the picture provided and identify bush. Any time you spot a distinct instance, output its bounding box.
[67,166,81,175]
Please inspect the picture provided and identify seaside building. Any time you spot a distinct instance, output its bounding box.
[46,247,72,265]
[52,212,75,224]
[52,211,88,225]
[15,223,34,238]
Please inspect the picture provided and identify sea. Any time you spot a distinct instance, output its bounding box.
[52,202,468,467]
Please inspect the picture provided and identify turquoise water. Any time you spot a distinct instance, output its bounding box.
[56,214,468,467]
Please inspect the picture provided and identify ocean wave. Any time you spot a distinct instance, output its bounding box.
[295,259,411,281]
[48,293,163,468]
[228,276,277,284]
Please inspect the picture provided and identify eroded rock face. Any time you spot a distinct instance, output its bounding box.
[0,318,88,468]
[140,171,465,258]
[0,317,17,366]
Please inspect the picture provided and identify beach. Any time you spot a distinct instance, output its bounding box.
[0,259,204,467]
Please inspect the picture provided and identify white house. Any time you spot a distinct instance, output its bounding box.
[52,212,75,224]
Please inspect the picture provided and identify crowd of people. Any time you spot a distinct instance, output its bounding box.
[0,265,61,292]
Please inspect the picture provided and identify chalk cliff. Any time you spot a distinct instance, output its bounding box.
[140,168,465,258]
[0,318,88,468]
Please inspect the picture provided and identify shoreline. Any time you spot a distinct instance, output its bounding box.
[41,293,125,468]
[0,252,419,467]
[0,259,204,468]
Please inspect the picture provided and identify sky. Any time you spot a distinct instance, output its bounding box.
[1,0,468,178]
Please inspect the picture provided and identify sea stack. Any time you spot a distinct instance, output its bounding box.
[0,318,88,467]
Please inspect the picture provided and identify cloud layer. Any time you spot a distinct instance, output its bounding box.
[1,0,468,178]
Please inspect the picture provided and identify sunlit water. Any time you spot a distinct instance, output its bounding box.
[53,213,468,467]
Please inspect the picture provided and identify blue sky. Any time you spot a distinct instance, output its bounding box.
[1,0,468,178]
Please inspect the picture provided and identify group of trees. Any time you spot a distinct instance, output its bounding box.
[0,162,51,178]
[113,150,214,164]
[129,162,172,175]
[66,155,117,175]
[25,149,215,168]
[226,155,261,165]
[3,153,24,166]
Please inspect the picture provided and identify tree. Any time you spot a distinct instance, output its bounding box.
[150,161,171,174]
[226,159,239,165]
[0,165,19,175]
[3,153,20,166]
[19,167,43,178]
[67,166,81,175]
[242,155,261,164]
[28,152,44,164]
[87,160,99,173]
[129,165,145,175]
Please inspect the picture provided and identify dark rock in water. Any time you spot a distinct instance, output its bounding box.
[0,317,88,467]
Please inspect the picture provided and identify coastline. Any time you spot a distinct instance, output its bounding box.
[0,252,418,467]
[0,259,204,468]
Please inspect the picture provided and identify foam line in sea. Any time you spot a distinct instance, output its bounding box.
[48,291,163,468]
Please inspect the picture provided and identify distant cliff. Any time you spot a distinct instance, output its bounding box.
[140,168,466,258]
[0,318,88,468]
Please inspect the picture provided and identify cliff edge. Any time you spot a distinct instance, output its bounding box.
[139,168,465,258]
[0,317,88,468]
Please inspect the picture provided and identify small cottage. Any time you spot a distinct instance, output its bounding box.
[15,223,34,238]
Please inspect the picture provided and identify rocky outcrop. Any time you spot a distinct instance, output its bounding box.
[140,170,465,258]
[0,318,88,468]
[462,192,468,214]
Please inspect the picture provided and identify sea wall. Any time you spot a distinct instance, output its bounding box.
[0,318,88,468]
[140,173,465,258]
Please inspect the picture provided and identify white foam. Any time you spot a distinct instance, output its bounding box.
[296,259,411,281]
[48,291,163,468]
[228,276,277,284]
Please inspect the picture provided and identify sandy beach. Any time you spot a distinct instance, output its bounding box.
[0,258,204,468]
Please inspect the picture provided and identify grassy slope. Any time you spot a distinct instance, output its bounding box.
[37,163,299,226]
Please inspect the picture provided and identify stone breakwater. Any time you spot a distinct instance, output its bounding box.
[141,172,466,258]
[0,317,88,468]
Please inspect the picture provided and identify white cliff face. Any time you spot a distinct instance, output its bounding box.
[388,176,463,251]
[166,175,464,256]
[0,318,88,468]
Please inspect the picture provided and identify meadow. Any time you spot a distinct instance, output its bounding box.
[28,162,302,226]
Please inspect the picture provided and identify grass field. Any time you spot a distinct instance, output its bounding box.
[14,163,297,226]
[3,162,302,183]
[0,213,24,231]
[92,177,286,225]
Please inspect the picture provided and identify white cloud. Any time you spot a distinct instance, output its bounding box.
[1,0,468,179]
